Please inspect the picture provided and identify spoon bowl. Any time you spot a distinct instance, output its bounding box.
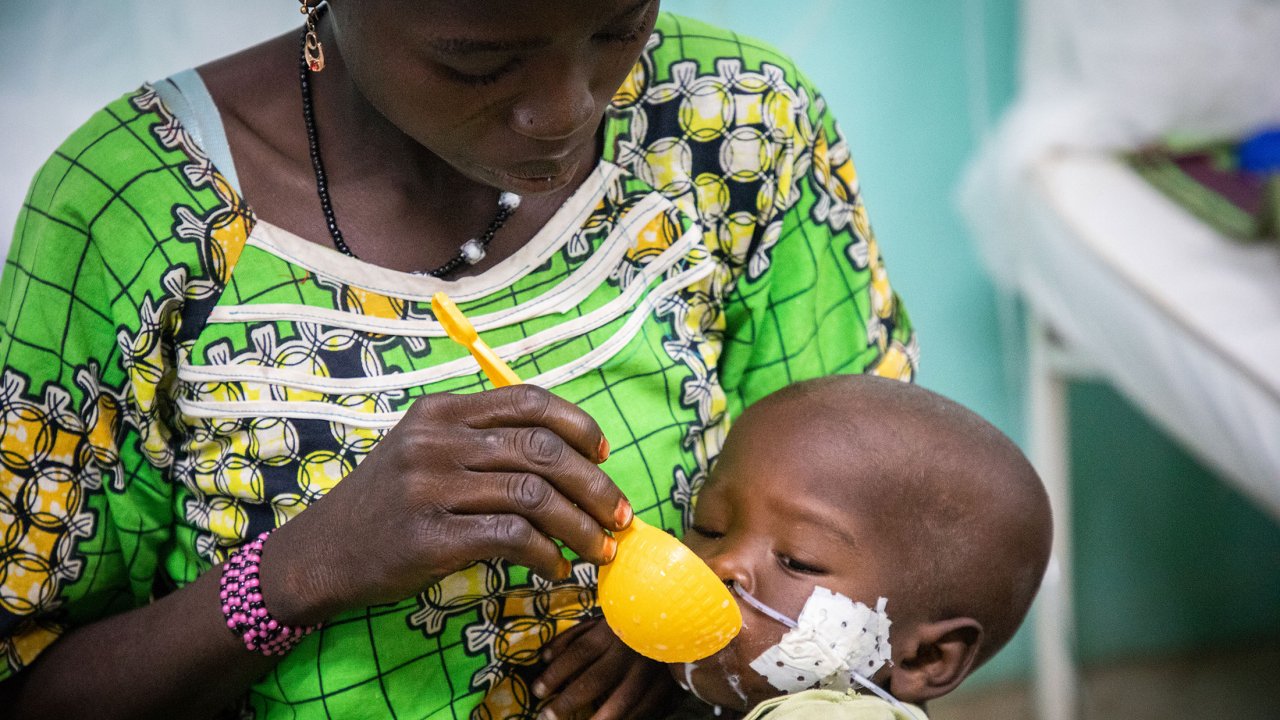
[598,517,742,663]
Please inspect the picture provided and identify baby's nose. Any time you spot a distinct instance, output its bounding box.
[704,550,753,592]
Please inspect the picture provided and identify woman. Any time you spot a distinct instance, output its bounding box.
[0,1,916,717]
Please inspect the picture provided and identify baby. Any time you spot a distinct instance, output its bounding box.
[668,375,1053,719]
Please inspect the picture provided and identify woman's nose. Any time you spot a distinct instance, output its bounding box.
[510,63,596,142]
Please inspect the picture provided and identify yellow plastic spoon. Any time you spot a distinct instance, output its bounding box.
[430,292,743,663]
[597,517,742,663]
[431,292,521,387]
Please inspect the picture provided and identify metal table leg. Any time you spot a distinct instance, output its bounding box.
[1029,314,1080,720]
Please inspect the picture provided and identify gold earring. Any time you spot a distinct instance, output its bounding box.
[300,0,325,72]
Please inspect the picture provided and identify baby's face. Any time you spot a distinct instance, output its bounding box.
[669,415,902,712]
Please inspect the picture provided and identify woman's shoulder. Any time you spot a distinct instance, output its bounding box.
[14,83,247,309]
[25,85,229,230]
[618,12,828,161]
[31,88,168,207]
[648,12,816,98]
[652,13,797,69]
[609,13,830,218]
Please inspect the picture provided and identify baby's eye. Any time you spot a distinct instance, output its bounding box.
[778,554,827,575]
[689,525,724,539]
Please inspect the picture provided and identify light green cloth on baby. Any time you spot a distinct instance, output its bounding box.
[742,690,927,720]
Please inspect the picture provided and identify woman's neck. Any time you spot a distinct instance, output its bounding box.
[198,26,597,276]
[304,20,500,220]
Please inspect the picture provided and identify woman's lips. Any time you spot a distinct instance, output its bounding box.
[482,154,584,194]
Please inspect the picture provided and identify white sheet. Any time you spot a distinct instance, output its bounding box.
[1023,152,1280,518]
[961,0,1280,291]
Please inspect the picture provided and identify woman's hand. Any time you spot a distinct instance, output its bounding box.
[260,385,632,625]
[531,617,680,720]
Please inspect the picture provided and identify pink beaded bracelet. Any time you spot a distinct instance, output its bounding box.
[219,530,320,656]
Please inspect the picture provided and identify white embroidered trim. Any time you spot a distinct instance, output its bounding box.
[175,250,716,425]
[206,193,671,336]
[243,161,622,302]
[178,223,708,394]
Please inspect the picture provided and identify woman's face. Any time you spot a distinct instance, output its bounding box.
[329,0,658,195]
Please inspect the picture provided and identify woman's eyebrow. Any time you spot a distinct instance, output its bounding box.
[429,0,654,57]
[428,37,551,56]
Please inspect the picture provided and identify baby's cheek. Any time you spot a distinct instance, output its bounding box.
[732,613,787,663]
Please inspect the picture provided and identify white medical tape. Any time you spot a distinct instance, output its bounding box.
[739,585,904,712]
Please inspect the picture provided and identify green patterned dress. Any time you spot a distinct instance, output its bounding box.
[0,13,915,719]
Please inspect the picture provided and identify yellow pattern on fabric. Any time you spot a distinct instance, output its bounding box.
[1,82,253,675]
[0,369,113,668]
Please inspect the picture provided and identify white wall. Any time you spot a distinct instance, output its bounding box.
[0,1,298,249]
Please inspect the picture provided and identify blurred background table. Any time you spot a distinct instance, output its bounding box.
[1020,150,1280,720]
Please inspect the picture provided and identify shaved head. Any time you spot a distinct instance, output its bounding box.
[737,375,1052,666]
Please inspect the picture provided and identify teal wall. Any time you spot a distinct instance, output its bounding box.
[1069,383,1280,662]
[663,0,1280,689]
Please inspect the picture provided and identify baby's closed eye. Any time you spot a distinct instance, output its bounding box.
[689,525,724,539]
[777,554,827,575]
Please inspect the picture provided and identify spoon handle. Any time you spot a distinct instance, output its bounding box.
[432,292,523,387]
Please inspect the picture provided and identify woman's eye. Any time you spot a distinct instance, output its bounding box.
[593,24,646,43]
[689,525,724,539]
[444,60,519,87]
[779,555,827,575]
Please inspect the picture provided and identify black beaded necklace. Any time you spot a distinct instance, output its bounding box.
[297,9,520,278]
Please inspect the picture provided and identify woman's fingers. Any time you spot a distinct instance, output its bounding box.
[446,471,615,565]
[270,388,630,620]
[466,422,623,523]
[495,425,621,528]
[456,385,610,465]
[449,514,572,582]
[301,388,632,613]
[416,387,632,532]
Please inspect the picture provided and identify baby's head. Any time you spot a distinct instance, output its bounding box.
[673,375,1052,712]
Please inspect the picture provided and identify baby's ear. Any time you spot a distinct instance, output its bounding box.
[886,617,983,703]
